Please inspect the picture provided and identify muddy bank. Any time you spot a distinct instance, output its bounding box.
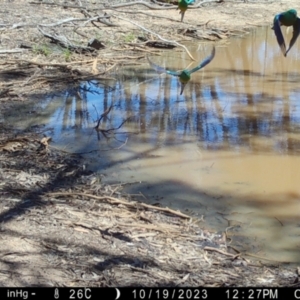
[0,129,298,286]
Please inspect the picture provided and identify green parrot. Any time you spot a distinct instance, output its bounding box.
[273,9,300,56]
[147,46,215,95]
[178,0,195,22]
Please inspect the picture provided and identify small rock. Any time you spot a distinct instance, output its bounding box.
[88,39,105,50]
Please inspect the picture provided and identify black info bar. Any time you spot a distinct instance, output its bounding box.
[1,287,299,300]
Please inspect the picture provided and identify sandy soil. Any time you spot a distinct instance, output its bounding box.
[1,0,300,287]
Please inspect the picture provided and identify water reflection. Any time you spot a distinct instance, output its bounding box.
[7,26,300,263]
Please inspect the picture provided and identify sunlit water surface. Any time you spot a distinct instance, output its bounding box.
[8,27,300,263]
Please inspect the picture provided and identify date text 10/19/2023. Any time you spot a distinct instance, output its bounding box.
[62,288,300,300]
[132,288,296,300]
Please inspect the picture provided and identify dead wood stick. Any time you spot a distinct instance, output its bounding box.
[194,0,224,7]
[100,63,118,75]
[2,58,136,68]
[30,0,172,10]
[123,45,167,54]
[195,0,248,7]
[112,47,159,56]
[114,16,196,61]
[10,23,36,29]
[39,16,100,27]
[3,59,93,67]
[204,246,239,258]
[7,18,99,30]
[0,49,27,54]
[104,1,173,10]
[39,15,114,28]
[38,27,95,53]
[117,222,180,233]
[29,1,85,9]
[47,192,192,219]
[109,0,228,10]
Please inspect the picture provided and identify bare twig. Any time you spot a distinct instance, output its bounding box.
[103,117,131,132]
[204,246,239,258]
[47,192,192,219]
[95,103,114,130]
[38,16,105,27]
[104,1,173,10]
[113,15,195,61]
[0,49,27,54]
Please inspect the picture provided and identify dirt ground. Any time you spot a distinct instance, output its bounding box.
[1,0,300,287]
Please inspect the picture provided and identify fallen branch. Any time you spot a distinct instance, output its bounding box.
[38,15,117,28]
[0,49,28,54]
[39,16,101,27]
[113,15,195,60]
[204,246,239,258]
[117,221,180,233]
[3,15,117,30]
[3,59,88,68]
[104,1,173,9]
[38,27,95,54]
[47,191,192,219]
[30,0,173,10]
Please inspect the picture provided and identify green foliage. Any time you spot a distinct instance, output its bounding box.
[95,32,102,40]
[123,32,135,43]
[33,44,51,57]
[63,49,72,61]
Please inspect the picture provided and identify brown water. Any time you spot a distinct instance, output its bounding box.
[9,27,300,262]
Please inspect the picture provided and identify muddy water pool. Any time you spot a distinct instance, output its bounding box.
[8,27,300,262]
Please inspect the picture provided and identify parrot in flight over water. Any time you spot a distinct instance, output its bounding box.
[147,46,215,95]
[178,0,195,22]
[273,9,300,57]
